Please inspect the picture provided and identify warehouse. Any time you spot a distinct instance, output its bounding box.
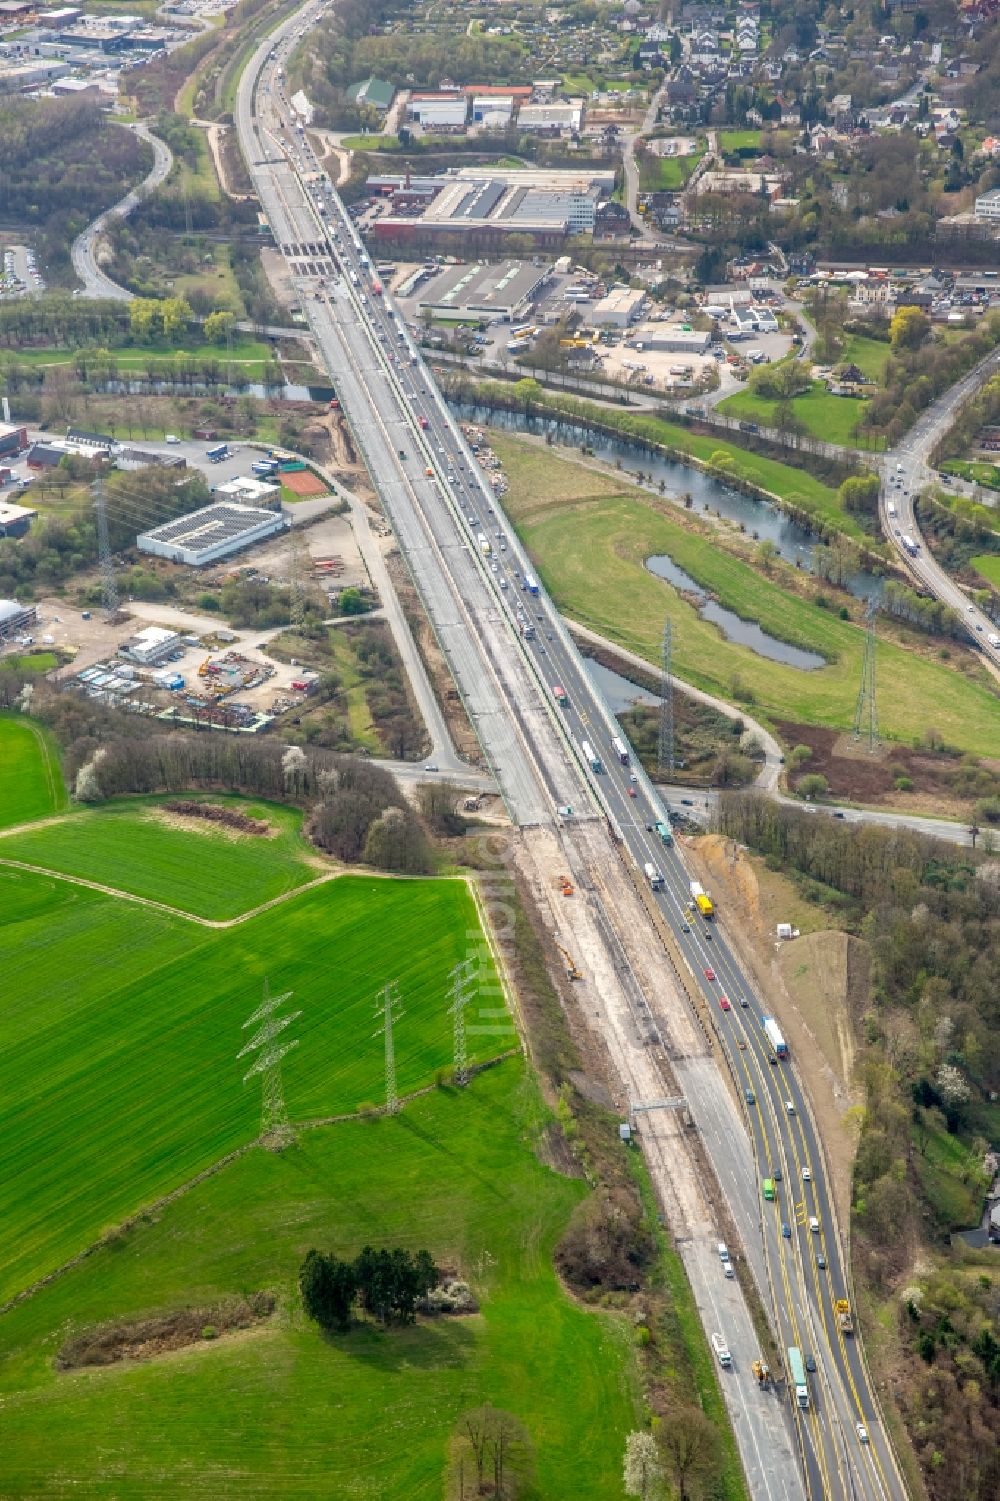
[626,327,711,354]
[592,285,647,327]
[137,501,288,567]
[0,501,36,539]
[471,95,515,128]
[416,260,548,323]
[0,597,36,641]
[517,101,585,134]
[407,92,468,128]
[0,422,27,458]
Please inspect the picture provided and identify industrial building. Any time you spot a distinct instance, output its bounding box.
[215,475,281,507]
[517,101,585,134]
[0,423,27,458]
[0,501,36,538]
[592,285,648,327]
[416,260,548,323]
[372,166,615,246]
[626,327,711,354]
[407,91,468,129]
[26,437,108,468]
[136,501,288,567]
[0,597,38,641]
[470,94,515,128]
[974,188,1000,221]
[119,625,181,666]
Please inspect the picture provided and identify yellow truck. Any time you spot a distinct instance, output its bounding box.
[690,881,714,918]
[835,1299,854,1335]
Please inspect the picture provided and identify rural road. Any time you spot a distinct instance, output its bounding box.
[71,123,174,300]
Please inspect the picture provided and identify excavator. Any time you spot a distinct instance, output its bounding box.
[555,943,582,982]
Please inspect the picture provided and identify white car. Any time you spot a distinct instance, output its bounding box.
[802,1166,812,1181]
[856,1423,869,1445]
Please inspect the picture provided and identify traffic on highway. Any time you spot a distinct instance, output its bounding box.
[240,11,905,1496]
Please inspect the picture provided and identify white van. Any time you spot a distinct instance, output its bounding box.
[809,1216,820,1234]
[717,1241,729,1261]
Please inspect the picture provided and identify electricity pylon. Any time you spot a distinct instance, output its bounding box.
[448,959,477,1086]
[238,979,300,1148]
[657,618,675,776]
[374,981,403,1115]
[852,599,879,752]
[94,473,120,622]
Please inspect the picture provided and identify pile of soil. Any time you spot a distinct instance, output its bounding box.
[57,1293,275,1370]
[163,801,270,836]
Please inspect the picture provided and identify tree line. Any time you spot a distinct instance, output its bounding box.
[300,1245,439,1331]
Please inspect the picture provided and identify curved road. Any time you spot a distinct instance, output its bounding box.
[879,346,1000,680]
[71,122,174,300]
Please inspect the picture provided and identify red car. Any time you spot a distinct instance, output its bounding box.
[627,786,637,798]
[704,967,716,982]
[719,995,731,1011]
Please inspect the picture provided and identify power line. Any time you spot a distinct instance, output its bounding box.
[448,959,476,1086]
[374,981,403,1115]
[93,472,120,623]
[851,599,879,752]
[657,617,675,777]
[238,978,301,1148]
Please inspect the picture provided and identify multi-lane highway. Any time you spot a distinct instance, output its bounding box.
[236,13,905,1497]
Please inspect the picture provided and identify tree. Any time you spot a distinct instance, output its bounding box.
[797,773,829,800]
[204,309,235,344]
[935,1062,971,1109]
[838,474,880,519]
[890,305,930,351]
[623,1431,663,1501]
[299,1249,357,1331]
[659,1407,718,1501]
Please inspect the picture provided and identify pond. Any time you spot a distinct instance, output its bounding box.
[452,402,885,602]
[646,555,826,671]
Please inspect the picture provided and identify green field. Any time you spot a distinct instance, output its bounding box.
[0,716,66,830]
[0,796,319,919]
[719,128,762,153]
[1,652,58,676]
[719,381,872,447]
[639,146,704,191]
[493,438,1000,755]
[0,1061,640,1499]
[341,133,399,151]
[840,334,892,383]
[1,863,505,1306]
[5,339,273,371]
[971,554,1000,587]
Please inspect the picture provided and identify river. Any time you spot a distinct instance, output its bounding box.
[452,402,885,602]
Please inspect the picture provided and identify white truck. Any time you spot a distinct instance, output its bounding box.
[712,1332,732,1368]
[644,862,665,891]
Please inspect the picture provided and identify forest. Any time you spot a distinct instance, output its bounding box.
[0,98,151,282]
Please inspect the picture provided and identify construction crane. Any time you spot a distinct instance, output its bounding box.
[555,943,582,981]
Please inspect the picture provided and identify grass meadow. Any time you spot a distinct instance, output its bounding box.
[971,554,1000,587]
[0,717,66,830]
[492,440,1000,755]
[0,1061,640,1499]
[0,796,319,919]
[0,866,506,1306]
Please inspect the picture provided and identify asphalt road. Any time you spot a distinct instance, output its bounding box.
[879,346,1000,680]
[237,10,905,1495]
[71,123,174,300]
